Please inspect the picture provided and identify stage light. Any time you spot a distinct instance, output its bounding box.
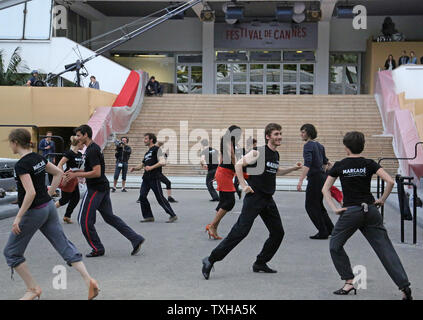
[225,6,244,20]
[200,8,215,22]
[336,6,355,18]
[276,6,293,23]
[292,13,306,24]
[293,2,306,14]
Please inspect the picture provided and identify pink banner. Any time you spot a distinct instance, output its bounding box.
[375,71,423,180]
[87,70,148,150]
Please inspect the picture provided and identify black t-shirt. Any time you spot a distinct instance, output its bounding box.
[328,157,381,207]
[14,153,51,209]
[83,142,109,191]
[63,149,83,172]
[246,145,279,196]
[143,145,162,179]
[201,147,219,171]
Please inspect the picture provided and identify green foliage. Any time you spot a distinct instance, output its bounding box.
[0,47,29,86]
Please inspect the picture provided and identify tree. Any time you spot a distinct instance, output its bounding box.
[0,47,29,86]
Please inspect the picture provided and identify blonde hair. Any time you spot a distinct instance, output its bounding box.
[70,135,79,146]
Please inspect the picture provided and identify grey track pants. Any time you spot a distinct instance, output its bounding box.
[329,204,410,290]
[3,201,82,268]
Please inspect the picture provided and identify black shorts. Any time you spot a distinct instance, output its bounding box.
[216,191,236,212]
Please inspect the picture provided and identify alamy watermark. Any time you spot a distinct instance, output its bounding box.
[352,5,367,30]
[53,5,68,30]
[353,265,367,290]
[52,265,67,290]
[155,121,267,174]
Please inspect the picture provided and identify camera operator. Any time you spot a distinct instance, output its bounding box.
[112,137,131,192]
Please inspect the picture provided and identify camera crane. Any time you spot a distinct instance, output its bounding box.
[45,0,202,87]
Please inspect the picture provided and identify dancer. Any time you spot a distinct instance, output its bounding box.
[65,125,145,257]
[202,123,302,279]
[55,136,84,224]
[297,124,334,239]
[205,125,241,240]
[130,133,177,223]
[200,139,220,202]
[322,131,412,300]
[157,141,178,203]
[3,129,99,300]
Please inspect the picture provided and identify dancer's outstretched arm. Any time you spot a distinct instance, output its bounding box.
[278,163,302,176]
[235,150,259,193]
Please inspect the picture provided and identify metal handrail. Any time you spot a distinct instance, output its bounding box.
[376,142,423,244]
[377,141,423,219]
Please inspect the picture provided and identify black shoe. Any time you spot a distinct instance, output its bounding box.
[111,187,116,193]
[309,233,329,240]
[202,257,214,280]
[333,283,357,295]
[86,251,104,258]
[252,262,277,273]
[136,199,140,203]
[122,188,127,192]
[131,238,145,256]
[402,286,413,300]
[168,196,178,203]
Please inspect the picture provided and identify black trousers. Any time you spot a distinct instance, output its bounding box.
[78,188,144,253]
[59,186,80,218]
[158,173,172,190]
[139,177,176,219]
[206,168,219,201]
[209,192,284,264]
[330,205,410,289]
[305,173,334,236]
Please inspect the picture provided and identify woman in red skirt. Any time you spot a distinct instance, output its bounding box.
[206,125,242,240]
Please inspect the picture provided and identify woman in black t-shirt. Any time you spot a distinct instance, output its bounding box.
[3,129,99,300]
[55,136,84,224]
[322,131,412,300]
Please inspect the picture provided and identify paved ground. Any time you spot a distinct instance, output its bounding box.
[0,189,422,300]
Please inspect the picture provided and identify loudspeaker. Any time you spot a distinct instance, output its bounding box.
[276,7,293,22]
[306,10,321,22]
[200,9,215,22]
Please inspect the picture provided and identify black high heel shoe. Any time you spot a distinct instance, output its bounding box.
[401,286,413,300]
[333,283,357,295]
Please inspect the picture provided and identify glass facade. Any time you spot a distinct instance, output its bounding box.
[329,53,361,95]
[0,0,52,40]
[214,50,314,95]
[176,55,203,94]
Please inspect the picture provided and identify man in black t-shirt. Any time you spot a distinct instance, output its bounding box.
[202,123,302,280]
[200,139,219,201]
[65,125,145,258]
[130,133,177,223]
[322,131,412,300]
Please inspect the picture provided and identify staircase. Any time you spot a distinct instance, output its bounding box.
[103,94,398,178]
